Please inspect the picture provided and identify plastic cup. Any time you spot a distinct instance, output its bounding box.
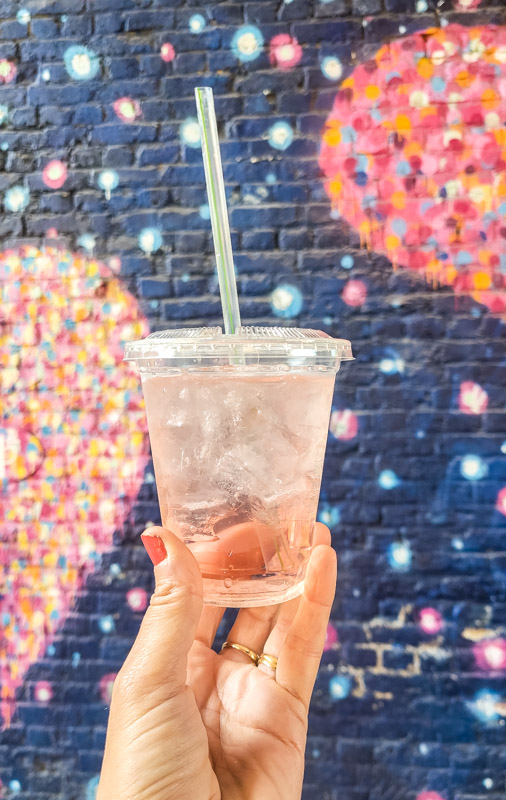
[125,326,352,607]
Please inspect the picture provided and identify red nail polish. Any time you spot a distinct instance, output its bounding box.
[141,533,167,566]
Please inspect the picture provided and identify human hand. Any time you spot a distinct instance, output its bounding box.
[97,523,337,800]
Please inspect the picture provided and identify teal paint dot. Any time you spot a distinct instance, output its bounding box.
[341,255,354,269]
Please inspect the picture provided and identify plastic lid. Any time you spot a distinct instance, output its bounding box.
[124,326,353,369]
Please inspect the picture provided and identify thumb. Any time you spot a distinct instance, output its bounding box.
[119,527,203,699]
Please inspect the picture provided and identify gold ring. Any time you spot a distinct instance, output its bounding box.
[258,652,278,671]
[221,641,260,664]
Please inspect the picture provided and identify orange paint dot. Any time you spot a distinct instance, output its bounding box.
[417,58,433,79]
[481,88,498,109]
[455,71,472,89]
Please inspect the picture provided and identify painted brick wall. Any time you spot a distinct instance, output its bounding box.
[0,1,505,799]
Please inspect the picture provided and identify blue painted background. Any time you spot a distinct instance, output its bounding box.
[0,0,505,798]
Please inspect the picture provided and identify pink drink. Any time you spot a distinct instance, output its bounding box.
[125,326,352,607]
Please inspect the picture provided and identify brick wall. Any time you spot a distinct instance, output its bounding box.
[0,0,505,798]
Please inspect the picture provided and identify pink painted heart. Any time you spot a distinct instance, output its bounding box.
[0,245,149,725]
[319,24,506,313]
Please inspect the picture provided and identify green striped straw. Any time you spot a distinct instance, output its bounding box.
[195,86,241,335]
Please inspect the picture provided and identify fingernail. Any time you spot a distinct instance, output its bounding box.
[141,533,167,567]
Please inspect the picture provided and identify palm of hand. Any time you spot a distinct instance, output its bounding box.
[187,641,307,800]
[98,524,336,800]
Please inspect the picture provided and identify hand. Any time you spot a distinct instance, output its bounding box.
[97,523,337,800]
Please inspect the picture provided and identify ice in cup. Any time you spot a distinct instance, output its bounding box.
[125,325,352,607]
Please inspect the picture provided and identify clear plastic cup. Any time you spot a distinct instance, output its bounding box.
[125,326,352,607]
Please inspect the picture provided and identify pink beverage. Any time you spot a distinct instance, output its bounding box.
[125,326,352,607]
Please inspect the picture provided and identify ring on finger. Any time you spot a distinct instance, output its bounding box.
[221,641,260,664]
[258,652,278,671]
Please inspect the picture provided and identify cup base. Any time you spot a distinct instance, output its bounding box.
[202,578,305,608]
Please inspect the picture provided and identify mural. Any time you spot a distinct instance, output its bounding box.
[0,0,504,797]
[320,24,506,313]
[0,245,149,726]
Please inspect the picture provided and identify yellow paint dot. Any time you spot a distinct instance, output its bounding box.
[365,84,380,100]
[417,58,433,79]
[386,235,400,250]
[323,128,341,147]
[473,272,491,290]
[328,177,342,196]
[395,114,411,131]
[391,191,406,210]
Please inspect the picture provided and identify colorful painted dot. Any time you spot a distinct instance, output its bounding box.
[270,283,303,317]
[8,780,21,793]
[126,587,148,612]
[317,504,340,527]
[180,117,201,148]
[341,254,354,269]
[342,279,367,307]
[86,775,100,800]
[77,233,96,253]
[379,353,405,374]
[189,14,206,33]
[418,608,443,635]
[468,689,501,722]
[329,409,358,441]
[460,454,488,480]
[267,121,294,151]
[98,615,115,634]
[0,60,16,84]
[161,43,175,62]
[269,34,302,71]
[388,541,412,570]
[379,469,401,489]
[4,185,30,213]
[323,622,339,651]
[16,9,30,24]
[34,680,53,703]
[329,675,352,700]
[483,778,494,790]
[97,169,119,199]
[63,45,100,81]
[0,105,8,125]
[99,672,117,703]
[474,638,506,671]
[231,25,264,63]
[199,203,210,220]
[495,488,506,516]
[458,381,488,415]
[138,227,163,254]
[113,97,142,123]
[321,56,343,81]
[42,160,67,189]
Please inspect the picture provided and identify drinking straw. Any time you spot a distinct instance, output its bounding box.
[195,86,241,335]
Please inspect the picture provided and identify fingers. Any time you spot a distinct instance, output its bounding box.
[220,604,279,664]
[256,524,331,674]
[276,544,337,709]
[219,524,331,665]
[116,527,203,700]
[195,605,225,648]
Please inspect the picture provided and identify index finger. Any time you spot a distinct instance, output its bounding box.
[275,543,337,709]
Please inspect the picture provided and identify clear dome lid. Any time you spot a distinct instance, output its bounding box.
[124,326,353,370]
